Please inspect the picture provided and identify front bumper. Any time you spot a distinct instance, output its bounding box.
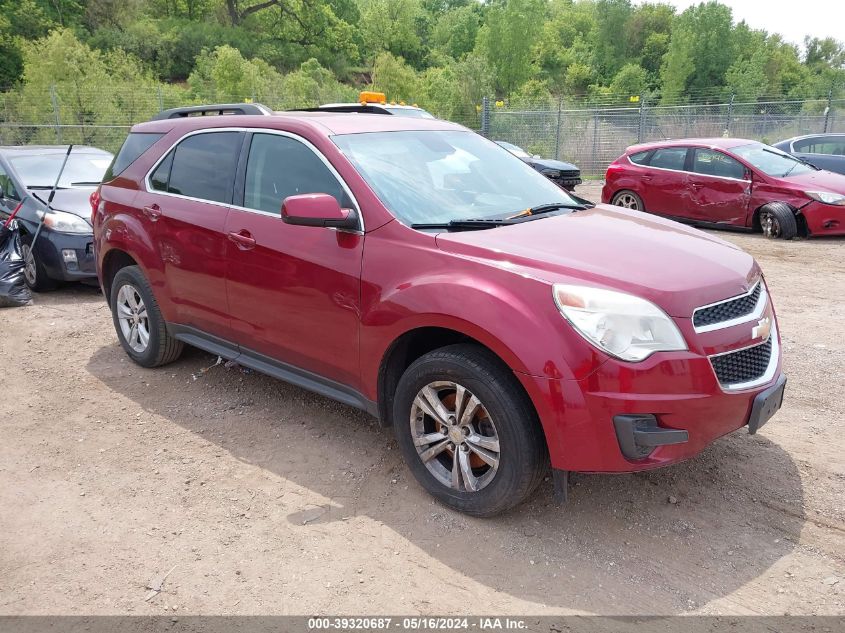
[35,228,97,281]
[516,349,784,473]
[802,201,845,235]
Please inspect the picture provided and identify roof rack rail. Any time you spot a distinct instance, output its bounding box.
[151,103,273,121]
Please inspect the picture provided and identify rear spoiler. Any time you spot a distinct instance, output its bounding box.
[151,103,273,120]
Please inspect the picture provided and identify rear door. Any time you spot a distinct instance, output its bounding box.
[640,146,692,217]
[136,130,243,339]
[224,131,364,390]
[686,148,751,225]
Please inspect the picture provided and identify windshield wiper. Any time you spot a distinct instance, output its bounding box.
[527,201,590,214]
[411,218,518,230]
[27,185,69,190]
[70,181,102,186]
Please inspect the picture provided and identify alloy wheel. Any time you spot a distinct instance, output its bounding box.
[761,212,781,238]
[615,193,640,210]
[116,283,151,353]
[21,244,37,287]
[410,381,501,493]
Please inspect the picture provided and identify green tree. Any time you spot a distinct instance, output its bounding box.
[592,0,633,83]
[477,0,545,97]
[432,4,480,60]
[188,44,282,100]
[609,63,647,98]
[358,0,424,67]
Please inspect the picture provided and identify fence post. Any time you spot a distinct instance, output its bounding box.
[49,85,62,144]
[554,96,562,159]
[725,92,735,136]
[637,95,645,143]
[481,96,490,138]
[823,88,833,133]
[592,110,599,178]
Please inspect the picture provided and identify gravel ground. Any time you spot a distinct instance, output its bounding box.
[0,181,843,616]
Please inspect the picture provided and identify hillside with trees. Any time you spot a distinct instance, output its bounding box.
[1,0,843,126]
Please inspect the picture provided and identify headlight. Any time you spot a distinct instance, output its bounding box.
[806,191,845,206]
[37,209,92,233]
[540,168,562,178]
[553,284,687,362]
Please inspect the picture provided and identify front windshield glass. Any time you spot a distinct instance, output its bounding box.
[9,152,112,188]
[333,130,578,225]
[495,141,530,159]
[732,143,815,178]
[384,107,435,119]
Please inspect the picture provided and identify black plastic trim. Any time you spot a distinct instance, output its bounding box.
[167,324,379,417]
[613,414,689,460]
[151,103,272,120]
[747,374,787,434]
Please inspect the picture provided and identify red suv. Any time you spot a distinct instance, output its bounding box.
[93,110,786,516]
[602,138,845,239]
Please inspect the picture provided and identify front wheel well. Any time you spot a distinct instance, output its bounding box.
[377,327,531,429]
[101,249,138,304]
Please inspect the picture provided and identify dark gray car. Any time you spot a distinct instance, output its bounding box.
[0,145,112,290]
[773,134,845,175]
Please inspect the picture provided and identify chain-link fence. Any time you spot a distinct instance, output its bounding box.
[483,96,845,176]
[1,87,843,178]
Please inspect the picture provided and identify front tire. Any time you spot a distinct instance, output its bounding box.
[759,202,798,240]
[393,344,548,517]
[611,190,645,211]
[110,265,183,367]
[20,242,57,292]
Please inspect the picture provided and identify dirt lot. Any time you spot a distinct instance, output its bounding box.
[1,181,843,616]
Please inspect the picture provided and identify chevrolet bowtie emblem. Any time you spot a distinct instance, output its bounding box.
[752,316,772,341]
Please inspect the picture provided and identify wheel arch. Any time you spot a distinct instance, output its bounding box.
[752,201,807,237]
[101,249,138,304]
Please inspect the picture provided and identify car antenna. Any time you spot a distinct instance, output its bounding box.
[28,144,74,254]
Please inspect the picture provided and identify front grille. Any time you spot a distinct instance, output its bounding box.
[711,337,772,386]
[559,170,580,178]
[694,282,762,328]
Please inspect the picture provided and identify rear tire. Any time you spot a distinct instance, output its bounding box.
[611,190,645,212]
[110,265,183,367]
[392,344,548,517]
[759,202,797,240]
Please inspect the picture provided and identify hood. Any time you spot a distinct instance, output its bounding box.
[528,157,579,172]
[779,168,845,193]
[43,187,95,219]
[435,205,759,318]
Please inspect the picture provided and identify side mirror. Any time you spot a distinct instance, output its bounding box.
[281,193,359,230]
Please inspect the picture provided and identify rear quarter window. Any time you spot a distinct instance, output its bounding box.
[104,132,164,181]
[628,150,651,165]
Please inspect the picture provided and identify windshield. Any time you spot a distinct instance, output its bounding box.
[732,143,815,178]
[495,141,530,159]
[384,107,435,119]
[333,130,578,225]
[9,152,112,188]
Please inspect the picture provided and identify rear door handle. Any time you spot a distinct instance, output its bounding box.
[228,230,256,250]
[142,204,162,221]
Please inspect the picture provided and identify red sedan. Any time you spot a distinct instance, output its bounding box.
[602,138,845,238]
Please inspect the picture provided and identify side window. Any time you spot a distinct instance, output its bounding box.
[0,166,20,201]
[794,137,845,156]
[158,132,242,204]
[628,150,651,165]
[692,149,746,179]
[244,133,346,215]
[150,151,173,192]
[105,132,164,181]
[649,147,688,171]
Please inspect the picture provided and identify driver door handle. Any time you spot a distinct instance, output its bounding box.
[228,230,256,250]
[142,204,162,221]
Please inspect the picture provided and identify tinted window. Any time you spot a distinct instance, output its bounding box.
[793,137,845,156]
[649,147,687,171]
[166,132,242,204]
[150,151,173,192]
[692,149,746,179]
[105,133,163,180]
[0,166,20,201]
[244,133,345,214]
[629,150,650,165]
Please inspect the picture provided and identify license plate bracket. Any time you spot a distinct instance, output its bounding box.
[747,374,786,434]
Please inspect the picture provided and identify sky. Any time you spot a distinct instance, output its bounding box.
[636,0,845,48]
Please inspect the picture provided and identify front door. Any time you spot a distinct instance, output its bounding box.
[139,130,243,339]
[225,132,364,391]
[686,148,751,225]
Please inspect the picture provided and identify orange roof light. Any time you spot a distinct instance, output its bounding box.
[359,91,387,105]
